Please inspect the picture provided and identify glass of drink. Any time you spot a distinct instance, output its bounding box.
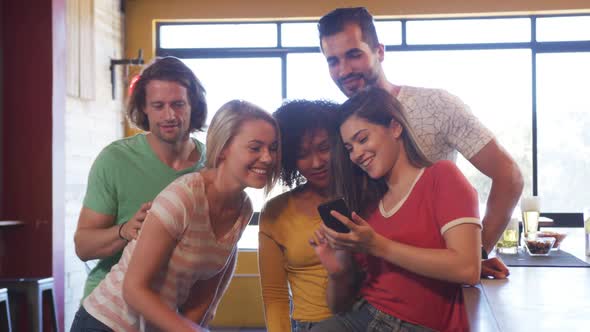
[496,218,519,254]
[521,196,540,237]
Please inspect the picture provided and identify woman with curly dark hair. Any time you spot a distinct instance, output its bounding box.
[258,99,339,332]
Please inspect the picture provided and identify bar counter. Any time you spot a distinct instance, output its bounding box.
[465,228,589,332]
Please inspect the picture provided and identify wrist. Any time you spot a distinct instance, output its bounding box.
[118,223,128,242]
[481,246,488,260]
[368,234,386,257]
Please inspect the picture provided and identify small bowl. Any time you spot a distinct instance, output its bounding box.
[536,231,567,250]
[524,234,555,256]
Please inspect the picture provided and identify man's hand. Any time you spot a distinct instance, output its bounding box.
[481,257,510,279]
[120,202,152,241]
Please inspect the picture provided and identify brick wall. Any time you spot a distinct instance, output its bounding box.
[64,0,124,328]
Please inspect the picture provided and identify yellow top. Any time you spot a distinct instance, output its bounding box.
[258,190,332,332]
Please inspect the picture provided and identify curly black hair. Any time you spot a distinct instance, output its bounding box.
[273,99,340,188]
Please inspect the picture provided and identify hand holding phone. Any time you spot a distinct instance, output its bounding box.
[317,198,352,233]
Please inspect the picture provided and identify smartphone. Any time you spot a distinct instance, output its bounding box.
[317,197,352,233]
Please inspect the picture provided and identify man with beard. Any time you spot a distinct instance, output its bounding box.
[74,56,208,299]
[318,7,523,279]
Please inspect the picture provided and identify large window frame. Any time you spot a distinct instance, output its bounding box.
[156,14,590,227]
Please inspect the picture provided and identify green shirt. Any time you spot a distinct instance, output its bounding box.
[81,133,206,299]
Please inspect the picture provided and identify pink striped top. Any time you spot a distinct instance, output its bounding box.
[83,172,252,331]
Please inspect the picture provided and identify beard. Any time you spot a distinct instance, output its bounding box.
[153,124,189,144]
[337,70,380,97]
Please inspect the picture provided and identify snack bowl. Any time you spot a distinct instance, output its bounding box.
[536,231,567,250]
[524,233,555,256]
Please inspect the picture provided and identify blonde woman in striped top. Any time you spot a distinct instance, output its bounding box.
[71,100,280,332]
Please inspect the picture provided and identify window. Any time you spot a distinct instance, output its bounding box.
[383,49,533,203]
[160,23,277,48]
[536,16,590,42]
[536,52,590,212]
[157,14,590,248]
[406,18,531,44]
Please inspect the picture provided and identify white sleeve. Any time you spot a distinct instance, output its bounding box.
[438,89,494,160]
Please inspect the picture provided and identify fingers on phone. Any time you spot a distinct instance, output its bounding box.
[316,230,327,243]
[351,212,365,225]
[330,210,344,219]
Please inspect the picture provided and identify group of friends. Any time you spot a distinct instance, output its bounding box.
[70,7,523,332]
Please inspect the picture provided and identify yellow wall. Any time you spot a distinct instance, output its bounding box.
[210,250,265,327]
[125,0,590,327]
[126,0,590,61]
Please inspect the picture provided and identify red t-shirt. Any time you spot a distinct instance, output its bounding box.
[356,161,480,332]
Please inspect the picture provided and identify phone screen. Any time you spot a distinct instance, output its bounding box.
[317,198,351,233]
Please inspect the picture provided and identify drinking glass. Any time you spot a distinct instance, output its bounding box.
[521,196,540,237]
[496,218,519,254]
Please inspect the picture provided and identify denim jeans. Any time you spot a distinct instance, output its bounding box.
[70,306,113,332]
[294,320,317,332]
[309,298,434,332]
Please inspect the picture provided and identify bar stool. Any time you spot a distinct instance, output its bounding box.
[0,288,12,332]
[0,277,58,332]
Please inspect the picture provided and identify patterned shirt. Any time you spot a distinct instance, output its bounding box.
[398,86,494,162]
[83,172,252,331]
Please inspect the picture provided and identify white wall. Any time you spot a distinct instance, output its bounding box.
[64,0,125,328]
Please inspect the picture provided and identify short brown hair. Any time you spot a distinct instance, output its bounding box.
[126,56,207,132]
[318,7,380,49]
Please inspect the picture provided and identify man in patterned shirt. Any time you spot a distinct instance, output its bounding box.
[318,7,524,278]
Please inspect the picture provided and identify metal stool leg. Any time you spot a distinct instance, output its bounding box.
[0,278,59,332]
[44,288,58,331]
[29,286,42,332]
[38,278,59,332]
[0,288,12,332]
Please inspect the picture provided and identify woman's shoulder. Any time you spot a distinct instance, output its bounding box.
[425,161,474,193]
[264,190,293,210]
[429,160,458,172]
[169,171,204,189]
[422,160,465,183]
[259,190,294,226]
[155,172,206,208]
